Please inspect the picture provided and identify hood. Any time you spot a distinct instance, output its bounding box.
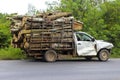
[96,40,114,51]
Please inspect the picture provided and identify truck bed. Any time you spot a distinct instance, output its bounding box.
[28,20,74,51]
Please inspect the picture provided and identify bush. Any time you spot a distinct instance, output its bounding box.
[0,47,26,60]
[111,48,120,58]
[0,13,11,48]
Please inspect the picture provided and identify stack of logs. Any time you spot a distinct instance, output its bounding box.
[9,12,83,54]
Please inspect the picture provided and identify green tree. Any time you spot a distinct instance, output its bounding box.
[100,0,120,53]
[0,13,11,48]
[57,0,107,39]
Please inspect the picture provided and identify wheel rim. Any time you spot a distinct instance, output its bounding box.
[47,52,56,61]
[101,51,108,60]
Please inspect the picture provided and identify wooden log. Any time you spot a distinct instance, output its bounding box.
[73,21,83,31]
[12,15,24,20]
[54,16,73,23]
[27,17,44,22]
[46,12,72,21]
[36,13,44,17]
[9,12,83,52]
[12,34,19,42]
[21,16,29,27]
[24,41,29,49]
[23,22,43,29]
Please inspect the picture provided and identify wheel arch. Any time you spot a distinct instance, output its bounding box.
[97,48,111,56]
[97,48,111,61]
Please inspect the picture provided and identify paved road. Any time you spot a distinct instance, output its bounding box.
[0,59,120,80]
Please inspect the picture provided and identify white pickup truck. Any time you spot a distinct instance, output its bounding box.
[43,31,114,62]
[9,13,113,62]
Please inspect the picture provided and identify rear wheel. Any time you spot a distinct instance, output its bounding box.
[98,49,110,61]
[44,50,57,62]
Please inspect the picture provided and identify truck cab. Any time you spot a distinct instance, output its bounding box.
[74,31,114,61]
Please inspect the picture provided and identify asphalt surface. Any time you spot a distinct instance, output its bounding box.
[0,59,120,80]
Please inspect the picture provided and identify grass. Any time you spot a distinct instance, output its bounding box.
[111,53,120,58]
[0,47,26,60]
[0,47,119,60]
[110,48,120,58]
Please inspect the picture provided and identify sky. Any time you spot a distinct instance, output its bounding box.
[0,0,59,15]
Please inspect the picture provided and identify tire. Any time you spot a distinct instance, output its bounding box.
[44,50,57,62]
[98,49,110,61]
[85,56,92,61]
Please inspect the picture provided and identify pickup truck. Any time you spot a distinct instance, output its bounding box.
[10,13,114,62]
[43,31,113,62]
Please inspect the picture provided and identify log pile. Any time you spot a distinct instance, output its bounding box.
[9,12,83,56]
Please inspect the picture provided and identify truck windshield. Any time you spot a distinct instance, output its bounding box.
[76,33,93,41]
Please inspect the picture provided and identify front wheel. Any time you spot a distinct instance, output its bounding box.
[98,49,110,61]
[44,50,57,62]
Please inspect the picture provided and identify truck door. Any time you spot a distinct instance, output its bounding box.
[76,32,97,56]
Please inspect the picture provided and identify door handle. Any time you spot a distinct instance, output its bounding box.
[78,43,81,45]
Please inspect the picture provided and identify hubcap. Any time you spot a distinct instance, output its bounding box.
[101,51,108,60]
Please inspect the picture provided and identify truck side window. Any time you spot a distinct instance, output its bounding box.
[76,33,82,41]
[76,33,92,41]
[81,34,92,41]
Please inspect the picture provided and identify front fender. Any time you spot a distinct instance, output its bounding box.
[96,40,114,52]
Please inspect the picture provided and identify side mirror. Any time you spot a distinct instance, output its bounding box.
[92,38,95,42]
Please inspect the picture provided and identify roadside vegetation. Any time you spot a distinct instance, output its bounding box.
[0,13,26,60]
[0,0,120,59]
[0,47,25,60]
